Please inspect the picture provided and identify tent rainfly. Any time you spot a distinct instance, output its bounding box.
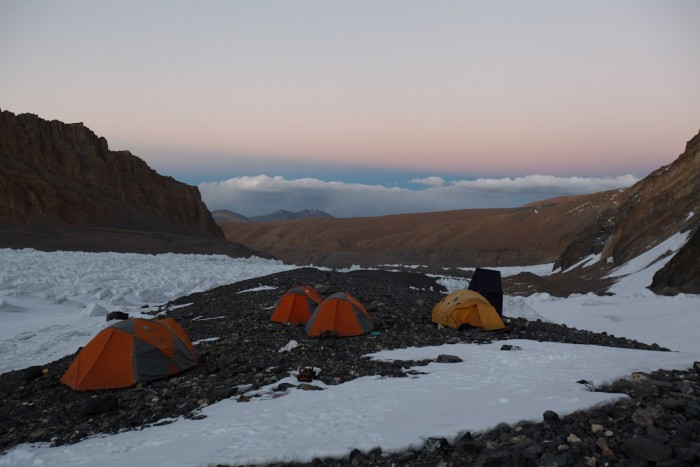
[432,290,505,331]
[306,292,374,337]
[270,285,324,324]
[61,317,198,390]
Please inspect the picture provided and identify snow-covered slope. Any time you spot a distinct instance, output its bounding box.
[0,249,297,373]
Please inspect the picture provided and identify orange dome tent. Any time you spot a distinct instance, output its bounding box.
[306,292,374,337]
[61,317,198,390]
[432,290,505,331]
[270,285,324,324]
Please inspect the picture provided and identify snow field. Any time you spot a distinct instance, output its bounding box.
[0,230,698,466]
[2,340,698,466]
[0,249,297,309]
[0,249,296,373]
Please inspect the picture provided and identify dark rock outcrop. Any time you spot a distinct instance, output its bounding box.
[602,130,700,265]
[650,228,700,294]
[0,109,223,239]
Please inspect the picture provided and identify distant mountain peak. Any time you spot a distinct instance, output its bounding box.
[211,209,251,224]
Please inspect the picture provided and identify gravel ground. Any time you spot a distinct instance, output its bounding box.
[1,268,697,466]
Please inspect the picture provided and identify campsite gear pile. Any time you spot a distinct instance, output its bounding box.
[271,268,505,337]
[430,267,505,330]
[61,267,504,391]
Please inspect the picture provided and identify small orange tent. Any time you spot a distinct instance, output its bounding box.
[306,292,374,337]
[270,285,324,324]
[432,290,505,331]
[61,317,198,390]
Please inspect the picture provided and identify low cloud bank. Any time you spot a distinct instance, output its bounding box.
[199,174,638,218]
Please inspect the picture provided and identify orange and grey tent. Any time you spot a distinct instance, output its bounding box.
[432,290,505,331]
[270,285,324,324]
[61,317,198,390]
[306,292,374,337]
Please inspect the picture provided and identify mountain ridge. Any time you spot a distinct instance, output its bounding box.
[555,129,699,293]
[0,109,222,237]
[212,208,334,223]
[219,190,624,269]
[0,109,266,258]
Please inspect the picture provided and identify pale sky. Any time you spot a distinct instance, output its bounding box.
[1,1,698,216]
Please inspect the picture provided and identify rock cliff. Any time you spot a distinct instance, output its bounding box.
[602,130,700,265]
[555,129,700,293]
[0,109,223,238]
[650,229,700,294]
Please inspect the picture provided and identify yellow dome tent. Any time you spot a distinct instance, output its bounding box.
[432,290,505,331]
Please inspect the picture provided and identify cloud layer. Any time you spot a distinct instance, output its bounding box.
[199,174,638,218]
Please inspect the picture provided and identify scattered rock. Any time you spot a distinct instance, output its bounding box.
[22,366,43,382]
[500,344,522,351]
[622,436,673,463]
[106,311,129,321]
[435,354,463,363]
[81,396,118,416]
[297,384,324,391]
[543,410,561,424]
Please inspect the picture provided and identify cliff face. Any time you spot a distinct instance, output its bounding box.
[0,110,223,238]
[555,130,700,292]
[650,229,700,295]
[601,131,700,265]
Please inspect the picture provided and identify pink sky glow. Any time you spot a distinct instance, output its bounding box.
[1,1,698,215]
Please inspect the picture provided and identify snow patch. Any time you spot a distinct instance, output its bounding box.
[458,264,555,277]
[237,285,277,293]
[193,337,220,345]
[606,231,690,296]
[562,253,600,272]
[0,248,297,373]
[503,296,551,322]
[82,302,109,317]
[278,340,299,353]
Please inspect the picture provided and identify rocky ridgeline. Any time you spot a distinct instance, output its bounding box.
[556,129,700,294]
[2,268,697,466]
[0,109,222,238]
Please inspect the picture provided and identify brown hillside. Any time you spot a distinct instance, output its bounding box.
[220,190,624,268]
[212,209,250,224]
